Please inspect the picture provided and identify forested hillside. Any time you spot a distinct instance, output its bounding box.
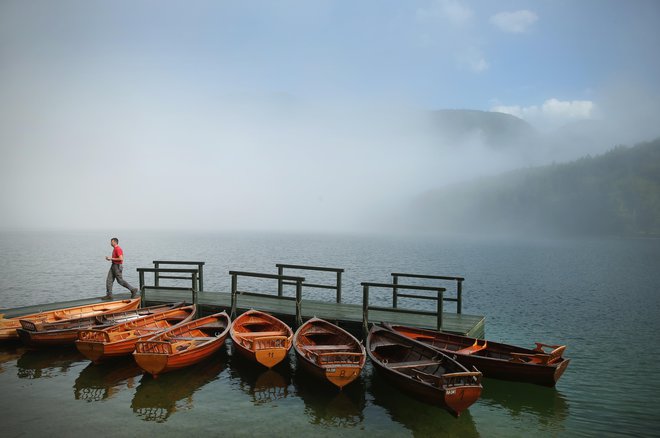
[417,138,660,236]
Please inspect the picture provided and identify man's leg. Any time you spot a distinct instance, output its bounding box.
[113,264,138,297]
[104,266,115,299]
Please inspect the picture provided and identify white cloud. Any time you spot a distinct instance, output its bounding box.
[417,0,473,26]
[492,98,595,129]
[490,10,538,33]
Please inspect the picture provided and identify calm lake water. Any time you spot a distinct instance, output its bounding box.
[1,230,659,437]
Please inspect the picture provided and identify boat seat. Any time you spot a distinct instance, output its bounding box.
[389,360,439,369]
[375,342,412,349]
[509,352,554,365]
[456,340,487,355]
[411,368,441,383]
[237,331,287,338]
[304,344,353,351]
[167,336,216,341]
[304,329,336,336]
[199,324,227,330]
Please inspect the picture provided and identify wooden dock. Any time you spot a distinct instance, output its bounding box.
[2,261,486,339]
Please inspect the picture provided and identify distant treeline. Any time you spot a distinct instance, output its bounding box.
[417,138,660,237]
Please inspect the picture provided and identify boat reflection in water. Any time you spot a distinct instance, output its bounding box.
[479,377,570,423]
[292,363,366,428]
[0,344,27,374]
[131,349,228,422]
[74,357,143,402]
[369,370,480,437]
[16,346,85,380]
[229,352,290,405]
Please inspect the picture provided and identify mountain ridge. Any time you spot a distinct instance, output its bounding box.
[413,138,660,237]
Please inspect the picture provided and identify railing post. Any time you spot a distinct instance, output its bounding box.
[154,262,160,288]
[192,272,199,318]
[457,279,463,314]
[277,265,284,298]
[362,284,370,339]
[437,288,444,331]
[230,273,238,319]
[139,270,145,305]
[295,279,303,327]
[336,271,342,304]
[392,274,399,309]
[198,263,204,292]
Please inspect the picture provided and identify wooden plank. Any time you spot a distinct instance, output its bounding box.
[389,360,440,369]
[3,288,485,338]
[304,344,353,350]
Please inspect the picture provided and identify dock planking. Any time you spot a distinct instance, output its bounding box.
[1,289,485,339]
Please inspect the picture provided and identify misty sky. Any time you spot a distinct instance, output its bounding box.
[1,1,659,232]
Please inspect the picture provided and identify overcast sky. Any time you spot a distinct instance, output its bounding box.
[1,1,659,232]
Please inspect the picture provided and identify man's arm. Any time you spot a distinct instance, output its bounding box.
[105,249,124,262]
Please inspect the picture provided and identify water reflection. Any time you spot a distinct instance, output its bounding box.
[479,378,570,423]
[230,353,290,405]
[0,344,26,373]
[16,346,85,379]
[74,357,143,402]
[131,350,227,422]
[369,371,480,437]
[293,363,366,427]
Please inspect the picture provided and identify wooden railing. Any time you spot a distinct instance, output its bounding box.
[152,260,205,291]
[276,264,344,303]
[136,267,200,317]
[229,271,305,326]
[392,272,464,314]
[361,282,447,335]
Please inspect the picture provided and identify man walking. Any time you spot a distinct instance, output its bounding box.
[104,237,139,299]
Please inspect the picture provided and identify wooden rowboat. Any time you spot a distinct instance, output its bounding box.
[230,309,293,368]
[385,324,570,387]
[293,317,365,389]
[133,311,231,378]
[0,298,141,341]
[75,305,195,363]
[16,302,185,347]
[367,325,482,417]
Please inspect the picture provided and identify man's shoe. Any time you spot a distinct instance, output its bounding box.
[101,295,113,301]
[130,289,139,299]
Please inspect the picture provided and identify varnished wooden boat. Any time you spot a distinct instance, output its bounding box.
[75,305,195,363]
[385,324,570,387]
[367,325,482,417]
[133,311,231,378]
[16,302,185,347]
[230,309,293,368]
[293,317,365,389]
[0,298,140,341]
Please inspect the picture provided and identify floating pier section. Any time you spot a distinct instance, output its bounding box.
[4,261,485,339]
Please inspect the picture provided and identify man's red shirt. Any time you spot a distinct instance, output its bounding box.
[112,246,124,264]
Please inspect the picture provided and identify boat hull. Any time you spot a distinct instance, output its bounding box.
[17,328,80,346]
[0,298,140,341]
[16,303,183,348]
[367,326,482,417]
[133,312,231,377]
[230,310,292,369]
[294,349,363,389]
[373,361,483,416]
[388,324,570,387]
[293,317,365,389]
[75,306,195,363]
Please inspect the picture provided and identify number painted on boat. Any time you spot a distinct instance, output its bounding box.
[446,389,456,395]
